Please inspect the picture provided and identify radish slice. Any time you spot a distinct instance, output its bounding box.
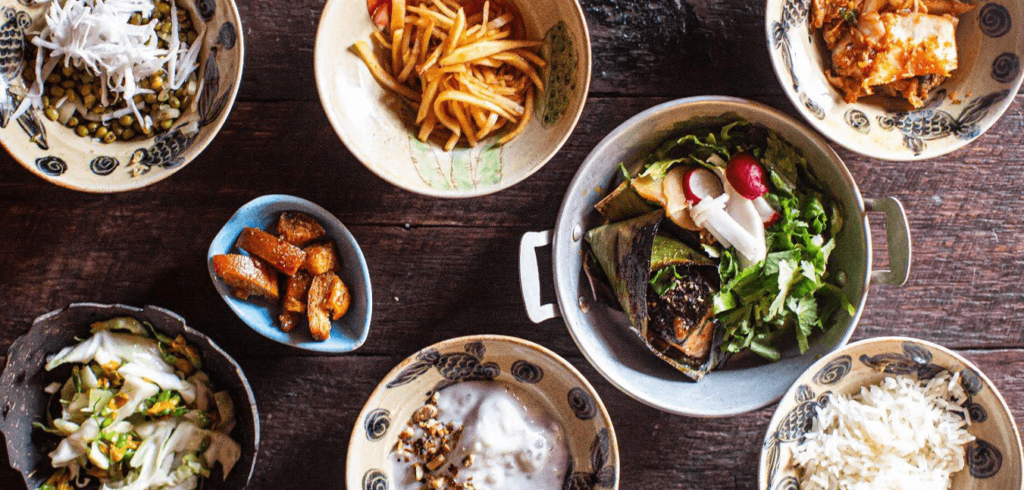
[752,196,780,225]
[663,167,700,230]
[690,194,733,248]
[726,154,770,200]
[714,166,767,266]
[690,194,764,261]
[683,167,724,204]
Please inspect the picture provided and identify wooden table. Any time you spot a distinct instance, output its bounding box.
[2,1,1023,488]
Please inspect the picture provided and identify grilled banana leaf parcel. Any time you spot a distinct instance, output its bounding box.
[585,210,725,380]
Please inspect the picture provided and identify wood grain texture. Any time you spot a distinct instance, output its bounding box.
[2,0,1024,488]
[237,0,779,101]
[3,350,1023,489]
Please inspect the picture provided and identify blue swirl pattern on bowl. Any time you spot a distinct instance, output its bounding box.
[0,0,244,192]
[347,335,619,490]
[766,0,1024,160]
[760,337,1023,490]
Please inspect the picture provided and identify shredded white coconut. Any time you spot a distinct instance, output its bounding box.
[793,372,976,490]
[24,0,201,128]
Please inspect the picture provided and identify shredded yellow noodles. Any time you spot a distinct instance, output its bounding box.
[353,0,545,150]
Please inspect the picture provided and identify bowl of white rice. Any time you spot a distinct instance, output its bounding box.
[759,336,1022,490]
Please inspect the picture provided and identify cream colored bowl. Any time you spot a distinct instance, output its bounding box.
[347,335,619,490]
[0,0,244,192]
[765,0,1024,160]
[760,337,1023,490]
[314,0,591,198]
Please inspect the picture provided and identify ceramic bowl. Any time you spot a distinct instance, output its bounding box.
[765,0,1024,160]
[520,96,912,417]
[0,0,244,192]
[0,303,260,490]
[314,0,591,198]
[347,335,619,490]
[207,194,373,354]
[760,337,1023,490]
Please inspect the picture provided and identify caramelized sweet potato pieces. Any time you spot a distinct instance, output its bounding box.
[279,311,301,333]
[212,254,280,300]
[307,273,335,341]
[302,242,340,275]
[281,271,313,313]
[326,274,351,320]
[236,227,307,275]
[217,211,352,341]
[277,212,326,247]
[307,272,352,340]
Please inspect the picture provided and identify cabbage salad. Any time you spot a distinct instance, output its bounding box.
[34,317,241,490]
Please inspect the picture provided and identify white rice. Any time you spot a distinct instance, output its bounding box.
[792,371,976,490]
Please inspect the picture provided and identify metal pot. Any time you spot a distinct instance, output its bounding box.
[519,97,912,417]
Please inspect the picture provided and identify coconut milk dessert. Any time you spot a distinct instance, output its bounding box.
[392,381,569,490]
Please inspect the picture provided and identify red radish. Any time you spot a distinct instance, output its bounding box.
[726,154,770,200]
[727,153,780,225]
[682,167,724,204]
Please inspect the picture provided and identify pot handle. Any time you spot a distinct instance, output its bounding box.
[519,230,561,323]
[864,197,912,287]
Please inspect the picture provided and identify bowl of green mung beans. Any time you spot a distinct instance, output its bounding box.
[0,0,244,192]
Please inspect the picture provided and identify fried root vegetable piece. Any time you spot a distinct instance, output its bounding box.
[302,241,341,275]
[282,271,313,313]
[212,254,280,300]
[307,273,339,341]
[326,275,351,320]
[277,211,326,247]
[279,311,301,333]
[236,227,307,275]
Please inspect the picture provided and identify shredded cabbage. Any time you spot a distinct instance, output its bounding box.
[36,320,241,490]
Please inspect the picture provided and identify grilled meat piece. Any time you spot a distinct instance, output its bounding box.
[646,267,718,363]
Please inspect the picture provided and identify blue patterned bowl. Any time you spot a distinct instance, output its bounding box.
[760,337,1023,490]
[0,0,243,192]
[765,0,1023,160]
[347,335,619,490]
[207,194,373,354]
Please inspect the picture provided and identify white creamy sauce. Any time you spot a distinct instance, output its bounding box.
[392,382,569,490]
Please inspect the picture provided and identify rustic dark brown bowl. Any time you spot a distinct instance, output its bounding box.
[0,303,259,490]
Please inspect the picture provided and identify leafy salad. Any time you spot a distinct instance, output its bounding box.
[585,120,853,380]
[33,317,241,490]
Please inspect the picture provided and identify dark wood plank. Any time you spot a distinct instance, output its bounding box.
[3,0,1024,487]
[237,0,778,102]
[3,96,1024,357]
[4,349,1022,490]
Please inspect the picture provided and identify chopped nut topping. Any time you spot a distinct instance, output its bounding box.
[394,395,476,490]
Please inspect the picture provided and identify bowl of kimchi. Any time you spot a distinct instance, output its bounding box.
[766,0,1023,161]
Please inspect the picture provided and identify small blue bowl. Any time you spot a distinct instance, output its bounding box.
[207,195,373,353]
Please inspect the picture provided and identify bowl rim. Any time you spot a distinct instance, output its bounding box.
[762,1,1024,162]
[758,335,1024,490]
[206,194,374,354]
[0,302,261,488]
[550,95,871,417]
[345,334,620,488]
[6,0,247,193]
[312,0,593,199]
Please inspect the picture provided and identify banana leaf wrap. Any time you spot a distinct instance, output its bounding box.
[585,211,725,381]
